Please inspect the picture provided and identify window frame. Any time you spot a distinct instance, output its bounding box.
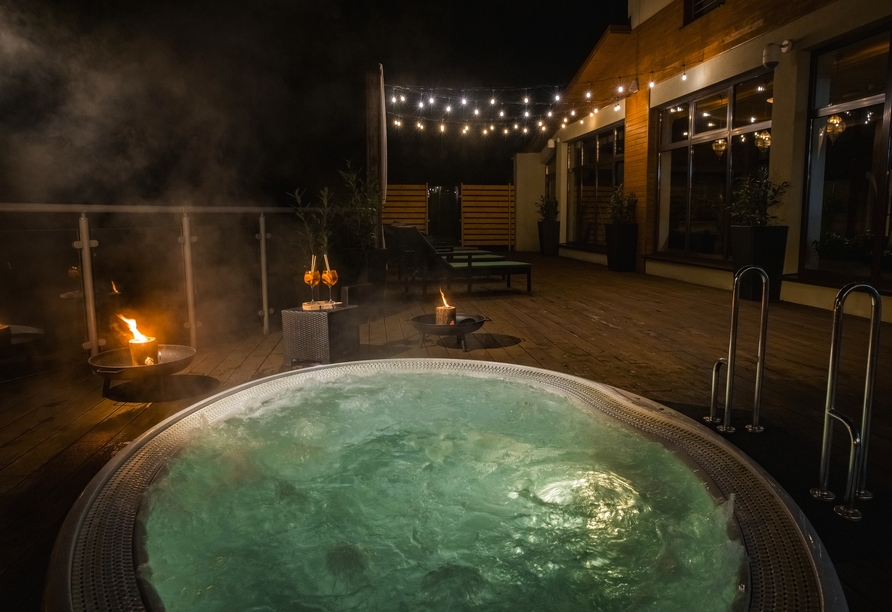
[565,121,625,249]
[656,68,774,259]
[799,28,892,286]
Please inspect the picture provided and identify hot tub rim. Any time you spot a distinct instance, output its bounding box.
[44,358,847,612]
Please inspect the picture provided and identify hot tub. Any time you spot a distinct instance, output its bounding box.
[45,360,846,611]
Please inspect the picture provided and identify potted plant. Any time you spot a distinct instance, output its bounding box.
[536,196,560,256]
[605,184,638,271]
[729,167,790,301]
[333,162,388,287]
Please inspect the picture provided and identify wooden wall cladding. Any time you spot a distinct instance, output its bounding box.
[383,184,428,233]
[460,184,515,248]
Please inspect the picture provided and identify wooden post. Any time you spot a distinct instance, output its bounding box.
[365,64,387,248]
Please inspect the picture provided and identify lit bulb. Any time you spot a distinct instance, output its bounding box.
[514,124,519,129]
[499,110,504,117]
[547,111,553,117]
[589,111,594,116]
[649,79,654,88]
[524,111,530,117]
[490,98,495,104]
[429,97,434,104]
[524,96,529,104]
[594,108,598,114]
[418,101,424,108]
[391,96,396,103]
[483,129,488,135]
[440,124,445,132]
[555,94,561,101]
[751,117,756,123]
[523,127,528,133]
[586,91,591,99]
[461,98,467,105]
[446,106,451,112]
[682,67,687,81]
[538,121,543,126]
[618,85,624,93]
[474,109,479,115]
[614,102,620,111]
[504,128,508,134]
[541,125,547,131]
[563,117,567,123]
[571,110,576,116]
[490,124,495,130]
[400,95,406,102]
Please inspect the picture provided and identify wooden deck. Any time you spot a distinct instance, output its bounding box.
[2,253,890,610]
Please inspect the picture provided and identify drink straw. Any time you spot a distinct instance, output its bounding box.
[324,253,330,272]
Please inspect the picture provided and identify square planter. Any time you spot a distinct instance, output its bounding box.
[605,224,638,271]
[730,225,788,301]
[537,220,560,256]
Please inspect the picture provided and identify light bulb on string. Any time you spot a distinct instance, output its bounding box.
[586,91,591,99]
[391,96,396,103]
[682,65,687,81]
[570,109,576,116]
[649,72,655,88]
[490,98,496,105]
[490,124,495,130]
[523,96,529,104]
[513,124,519,129]
[499,110,505,117]
[474,109,479,115]
[524,111,530,117]
[461,98,467,105]
[523,127,528,133]
[614,101,620,111]
[541,125,547,131]
[440,124,445,132]
[504,128,509,134]
[418,101,424,108]
[594,107,599,113]
[547,111,553,117]
[429,97,435,105]
[446,105,451,112]
[555,94,561,102]
[618,84,624,93]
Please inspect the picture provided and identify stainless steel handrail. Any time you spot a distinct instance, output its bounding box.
[810,282,883,521]
[707,266,770,434]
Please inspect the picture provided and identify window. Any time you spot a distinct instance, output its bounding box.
[685,0,724,25]
[803,32,892,282]
[658,74,773,258]
[566,124,624,247]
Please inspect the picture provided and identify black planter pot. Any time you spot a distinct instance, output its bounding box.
[605,223,638,271]
[330,248,388,299]
[537,220,560,256]
[730,225,788,301]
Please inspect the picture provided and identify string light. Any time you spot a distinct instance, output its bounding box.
[523,96,529,104]
[418,101,424,108]
[586,91,591,99]
[391,96,397,103]
[649,72,655,88]
[499,110,505,117]
[682,65,687,81]
[461,98,467,104]
[474,109,479,115]
[429,97,435,104]
[440,124,445,132]
[614,101,620,111]
[490,98,496,104]
[617,84,624,93]
[446,105,452,112]
[400,95,405,102]
[555,94,561,101]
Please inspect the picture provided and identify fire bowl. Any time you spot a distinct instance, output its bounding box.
[410,313,485,352]
[89,344,197,397]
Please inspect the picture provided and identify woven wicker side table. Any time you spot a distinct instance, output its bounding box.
[282,306,360,365]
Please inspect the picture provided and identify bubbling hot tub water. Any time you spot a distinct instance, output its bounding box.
[137,371,745,611]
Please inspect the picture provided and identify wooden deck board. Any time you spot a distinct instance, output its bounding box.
[2,253,891,610]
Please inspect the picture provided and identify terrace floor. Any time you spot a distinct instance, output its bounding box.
[1,253,890,611]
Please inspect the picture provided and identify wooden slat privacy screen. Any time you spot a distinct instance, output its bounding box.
[460,184,515,248]
[383,184,428,233]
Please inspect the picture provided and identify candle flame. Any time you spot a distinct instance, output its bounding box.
[117,314,148,342]
[439,288,450,308]
[111,280,120,293]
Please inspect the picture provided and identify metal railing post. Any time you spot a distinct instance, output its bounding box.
[715,265,770,434]
[73,213,104,356]
[810,283,882,519]
[179,213,198,348]
[256,214,273,335]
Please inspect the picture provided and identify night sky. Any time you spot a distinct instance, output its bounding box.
[0,0,628,206]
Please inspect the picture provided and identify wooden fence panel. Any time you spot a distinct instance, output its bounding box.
[383,184,428,233]
[460,184,515,248]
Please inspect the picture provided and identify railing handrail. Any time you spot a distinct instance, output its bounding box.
[810,282,883,521]
[0,203,295,215]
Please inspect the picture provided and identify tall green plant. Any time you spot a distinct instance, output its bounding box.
[609,184,638,225]
[535,195,559,222]
[340,162,383,250]
[730,167,789,226]
[289,187,336,262]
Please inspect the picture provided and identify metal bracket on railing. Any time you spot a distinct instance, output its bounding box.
[72,214,105,356]
[711,265,770,434]
[810,283,882,521]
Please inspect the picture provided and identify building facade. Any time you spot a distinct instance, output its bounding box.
[515,0,892,320]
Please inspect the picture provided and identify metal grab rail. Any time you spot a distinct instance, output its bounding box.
[705,266,770,434]
[810,282,883,521]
